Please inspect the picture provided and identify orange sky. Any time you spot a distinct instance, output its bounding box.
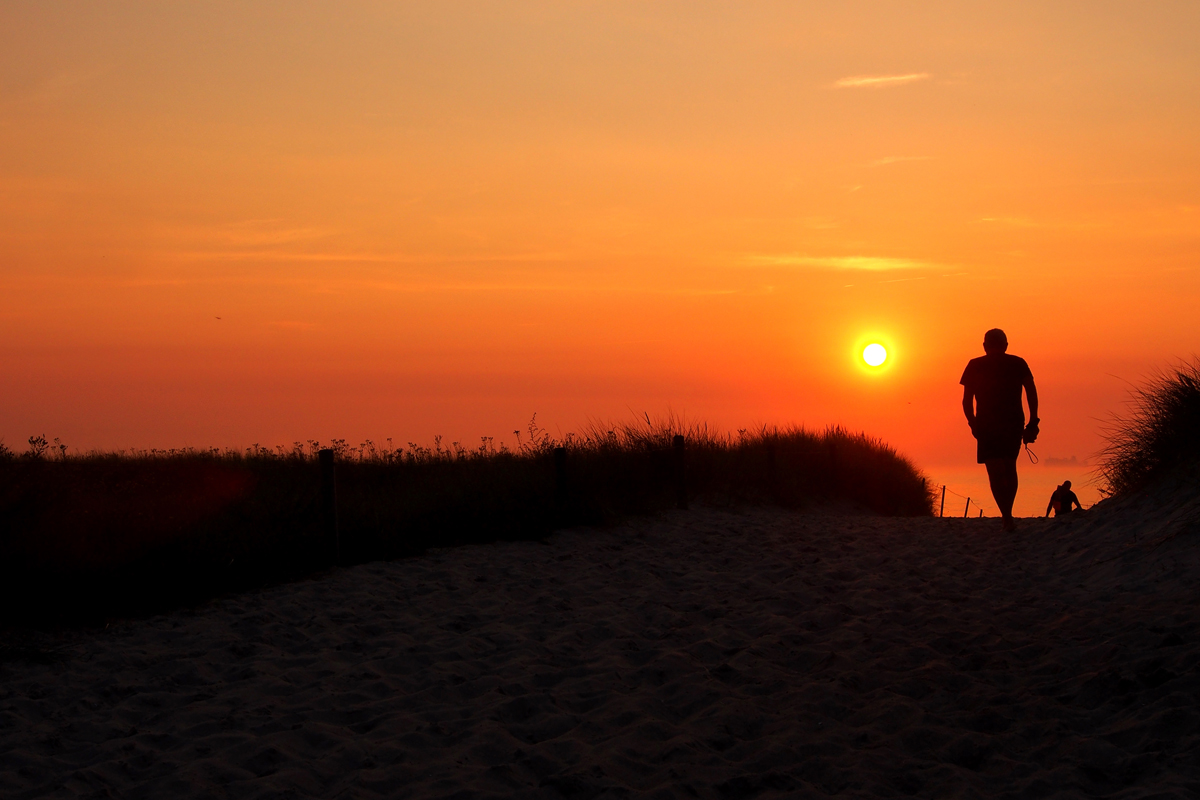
[3,2,1199,514]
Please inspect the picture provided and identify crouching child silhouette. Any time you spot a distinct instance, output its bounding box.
[1046,480,1082,517]
[961,328,1039,531]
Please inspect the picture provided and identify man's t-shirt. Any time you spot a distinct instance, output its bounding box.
[960,353,1033,430]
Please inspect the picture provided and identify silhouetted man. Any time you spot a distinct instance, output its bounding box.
[1046,481,1082,517]
[961,329,1039,531]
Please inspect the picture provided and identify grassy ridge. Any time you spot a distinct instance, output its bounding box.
[0,419,932,627]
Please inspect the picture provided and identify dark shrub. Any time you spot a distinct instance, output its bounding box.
[1098,359,1200,496]
[0,418,931,627]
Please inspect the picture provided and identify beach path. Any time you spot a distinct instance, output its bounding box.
[2,505,1198,798]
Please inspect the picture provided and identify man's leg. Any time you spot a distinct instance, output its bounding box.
[985,458,1019,528]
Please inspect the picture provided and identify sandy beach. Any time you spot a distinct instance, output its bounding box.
[2,493,1198,799]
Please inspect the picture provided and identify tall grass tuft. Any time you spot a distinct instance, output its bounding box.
[0,417,932,627]
[1098,358,1200,496]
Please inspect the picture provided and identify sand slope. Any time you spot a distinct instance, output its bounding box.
[2,492,1198,798]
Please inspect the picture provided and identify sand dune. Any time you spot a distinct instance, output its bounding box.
[2,489,1198,798]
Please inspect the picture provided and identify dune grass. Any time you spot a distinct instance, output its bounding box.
[0,417,932,628]
[1098,359,1200,496]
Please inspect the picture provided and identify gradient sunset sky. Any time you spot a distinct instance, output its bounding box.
[3,2,1198,512]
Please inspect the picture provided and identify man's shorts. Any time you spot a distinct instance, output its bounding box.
[975,423,1023,463]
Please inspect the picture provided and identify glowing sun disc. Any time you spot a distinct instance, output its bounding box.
[863,343,887,367]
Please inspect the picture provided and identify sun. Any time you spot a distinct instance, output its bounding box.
[862,342,887,367]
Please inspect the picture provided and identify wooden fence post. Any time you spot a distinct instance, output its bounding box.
[964,497,971,518]
[940,485,946,518]
[672,435,688,510]
[767,438,779,502]
[319,448,340,563]
[553,446,567,517]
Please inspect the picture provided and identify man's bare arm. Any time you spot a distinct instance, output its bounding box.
[962,386,976,427]
[1025,377,1039,421]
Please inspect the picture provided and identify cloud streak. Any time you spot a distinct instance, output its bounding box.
[164,250,572,264]
[742,255,931,271]
[834,73,930,89]
[868,155,934,167]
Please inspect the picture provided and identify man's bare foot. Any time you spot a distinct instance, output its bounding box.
[1001,516,1016,532]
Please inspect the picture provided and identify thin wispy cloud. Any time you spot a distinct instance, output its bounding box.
[977,216,1040,227]
[976,216,1100,231]
[799,216,839,230]
[0,68,106,110]
[834,73,931,89]
[742,255,931,271]
[166,250,571,264]
[868,155,934,167]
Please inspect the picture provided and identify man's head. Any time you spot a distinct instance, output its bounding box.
[983,328,1008,355]
[1062,480,1072,489]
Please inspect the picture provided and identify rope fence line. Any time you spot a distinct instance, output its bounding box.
[925,479,991,518]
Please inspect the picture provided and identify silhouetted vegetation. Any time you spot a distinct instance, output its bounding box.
[0,418,932,628]
[1098,359,1200,496]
